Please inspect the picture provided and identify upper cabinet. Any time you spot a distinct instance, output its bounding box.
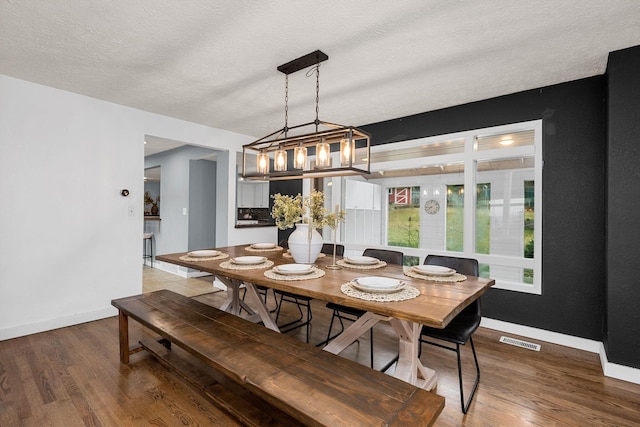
[237,181,269,207]
[345,180,381,210]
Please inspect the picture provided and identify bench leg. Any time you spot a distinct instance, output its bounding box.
[118,310,130,364]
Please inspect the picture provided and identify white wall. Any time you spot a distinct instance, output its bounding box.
[0,74,275,340]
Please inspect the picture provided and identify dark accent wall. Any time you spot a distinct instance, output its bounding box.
[606,45,640,368]
[361,76,607,343]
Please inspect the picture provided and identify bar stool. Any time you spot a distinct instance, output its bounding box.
[143,233,153,267]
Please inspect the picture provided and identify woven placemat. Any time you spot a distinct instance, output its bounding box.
[283,252,325,259]
[340,282,420,302]
[404,269,467,282]
[179,253,229,262]
[336,260,387,270]
[264,267,325,281]
[244,246,284,253]
[219,260,274,270]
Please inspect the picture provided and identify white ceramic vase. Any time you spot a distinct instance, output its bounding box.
[287,223,323,264]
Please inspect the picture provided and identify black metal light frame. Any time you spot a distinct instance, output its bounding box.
[242,50,371,181]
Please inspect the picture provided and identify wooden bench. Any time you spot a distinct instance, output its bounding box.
[112,289,444,426]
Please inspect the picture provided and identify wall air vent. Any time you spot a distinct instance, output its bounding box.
[499,336,541,351]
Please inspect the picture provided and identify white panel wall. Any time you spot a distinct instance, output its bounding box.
[0,74,261,340]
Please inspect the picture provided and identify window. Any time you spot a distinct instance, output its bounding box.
[338,120,543,294]
[387,186,420,248]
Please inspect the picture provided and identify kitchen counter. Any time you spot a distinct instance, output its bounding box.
[234,221,276,228]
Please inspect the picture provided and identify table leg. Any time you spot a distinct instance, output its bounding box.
[215,275,277,330]
[243,283,280,332]
[215,275,241,315]
[118,310,129,364]
[389,319,438,391]
[322,312,385,355]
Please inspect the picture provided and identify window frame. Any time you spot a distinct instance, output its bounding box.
[334,119,543,295]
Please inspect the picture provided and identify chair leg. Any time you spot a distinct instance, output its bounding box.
[325,310,345,343]
[369,328,374,369]
[275,294,311,343]
[456,337,480,414]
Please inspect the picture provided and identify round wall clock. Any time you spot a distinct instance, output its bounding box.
[424,199,440,214]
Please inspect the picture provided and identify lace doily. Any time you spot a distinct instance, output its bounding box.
[219,260,274,270]
[244,246,284,253]
[264,267,326,281]
[404,269,467,282]
[336,260,387,270]
[340,282,420,302]
[179,253,229,262]
[283,252,325,259]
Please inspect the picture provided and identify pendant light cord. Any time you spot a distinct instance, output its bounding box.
[284,74,289,138]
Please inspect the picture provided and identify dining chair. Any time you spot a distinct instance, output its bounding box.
[321,242,344,257]
[419,255,481,414]
[274,243,344,343]
[323,248,403,368]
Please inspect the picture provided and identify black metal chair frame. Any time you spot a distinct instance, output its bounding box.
[274,291,312,343]
[419,255,481,414]
[419,333,480,414]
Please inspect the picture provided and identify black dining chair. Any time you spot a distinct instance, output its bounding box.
[274,243,344,343]
[419,255,481,414]
[323,248,403,368]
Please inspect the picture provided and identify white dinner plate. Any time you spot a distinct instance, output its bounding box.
[352,277,405,293]
[187,250,220,258]
[274,263,313,275]
[344,256,379,265]
[232,256,267,265]
[412,265,455,276]
[251,242,277,249]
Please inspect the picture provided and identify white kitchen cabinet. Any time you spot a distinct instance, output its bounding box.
[345,180,381,210]
[238,182,269,207]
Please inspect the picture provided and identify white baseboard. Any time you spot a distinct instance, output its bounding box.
[598,342,640,385]
[481,317,640,385]
[0,306,117,341]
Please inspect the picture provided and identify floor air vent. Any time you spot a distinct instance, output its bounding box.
[499,336,541,351]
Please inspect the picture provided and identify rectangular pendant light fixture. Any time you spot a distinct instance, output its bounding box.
[242,50,370,181]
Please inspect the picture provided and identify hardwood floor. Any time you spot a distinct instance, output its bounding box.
[1,266,638,426]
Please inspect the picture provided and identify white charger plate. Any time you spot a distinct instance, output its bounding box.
[274,263,313,275]
[352,277,405,293]
[251,243,277,249]
[345,256,379,265]
[412,265,455,276]
[187,250,220,258]
[232,256,267,265]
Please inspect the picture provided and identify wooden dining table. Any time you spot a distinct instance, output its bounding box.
[156,244,494,391]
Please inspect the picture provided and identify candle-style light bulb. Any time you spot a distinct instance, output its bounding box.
[294,146,307,169]
[257,152,269,174]
[340,138,353,166]
[316,141,330,168]
[274,148,287,172]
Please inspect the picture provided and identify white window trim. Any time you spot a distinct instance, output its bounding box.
[339,120,543,295]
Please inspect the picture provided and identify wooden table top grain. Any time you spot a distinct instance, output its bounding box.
[156,245,494,329]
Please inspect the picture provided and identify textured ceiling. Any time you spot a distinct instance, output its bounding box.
[2,1,640,142]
